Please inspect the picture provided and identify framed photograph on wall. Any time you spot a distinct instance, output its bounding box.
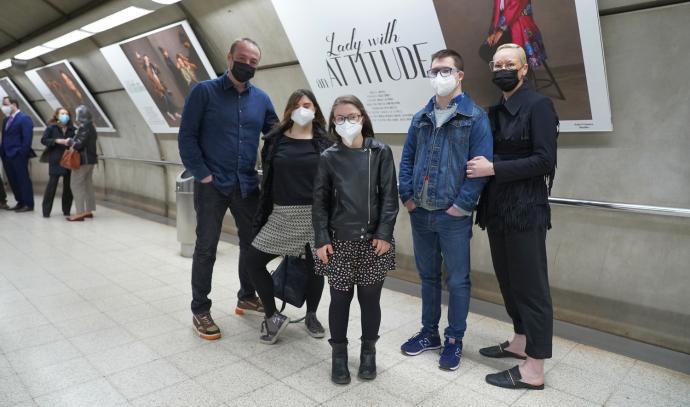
[100,20,216,133]
[271,0,612,133]
[0,77,46,131]
[25,60,115,132]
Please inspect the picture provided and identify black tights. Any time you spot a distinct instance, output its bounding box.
[247,244,324,318]
[329,282,384,344]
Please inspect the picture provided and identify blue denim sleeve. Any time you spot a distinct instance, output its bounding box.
[453,111,493,212]
[178,83,212,180]
[398,121,417,204]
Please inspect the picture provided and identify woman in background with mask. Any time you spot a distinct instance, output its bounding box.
[40,107,75,218]
[467,43,558,390]
[247,89,332,344]
[66,105,98,222]
[312,95,399,385]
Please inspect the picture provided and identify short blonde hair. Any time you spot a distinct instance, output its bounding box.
[495,43,527,66]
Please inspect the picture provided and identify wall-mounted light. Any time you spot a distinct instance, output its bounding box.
[81,6,154,34]
[15,46,53,60]
[43,30,93,49]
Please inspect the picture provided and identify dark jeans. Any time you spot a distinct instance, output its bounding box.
[329,282,384,343]
[410,208,473,340]
[190,182,259,315]
[246,243,324,318]
[42,173,73,216]
[487,226,553,359]
[2,154,34,208]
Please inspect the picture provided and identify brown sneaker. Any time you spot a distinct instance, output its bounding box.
[235,297,264,316]
[193,312,221,340]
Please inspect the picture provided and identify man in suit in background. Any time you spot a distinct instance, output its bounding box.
[1,96,35,212]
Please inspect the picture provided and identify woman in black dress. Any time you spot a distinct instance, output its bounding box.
[467,43,558,390]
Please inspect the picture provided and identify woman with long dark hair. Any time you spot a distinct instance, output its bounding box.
[245,89,332,344]
[40,107,74,217]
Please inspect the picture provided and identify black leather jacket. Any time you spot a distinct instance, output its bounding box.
[312,137,399,248]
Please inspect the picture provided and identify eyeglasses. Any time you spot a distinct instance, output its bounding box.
[334,114,362,125]
[489,61,522,72]
[426,67,459,78]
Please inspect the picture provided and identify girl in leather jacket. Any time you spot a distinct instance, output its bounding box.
[312,95,399,384]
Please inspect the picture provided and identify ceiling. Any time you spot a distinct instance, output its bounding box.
[0,0,108,55]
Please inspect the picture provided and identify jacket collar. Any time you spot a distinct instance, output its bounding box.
[501,83,530,116]
[422,92,474,120]
[221,71,253,92]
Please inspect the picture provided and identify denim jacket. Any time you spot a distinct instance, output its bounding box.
[399,93,493,212]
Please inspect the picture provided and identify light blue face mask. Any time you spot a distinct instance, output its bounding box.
[58,114,70,125]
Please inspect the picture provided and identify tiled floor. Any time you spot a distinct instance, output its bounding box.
[1,204,689,407]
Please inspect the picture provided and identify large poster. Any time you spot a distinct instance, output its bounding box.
[272,0,612,133]
[272,0,448,134]
[0,77,46,131]
[25,60,115,132]
[100,21,216,133]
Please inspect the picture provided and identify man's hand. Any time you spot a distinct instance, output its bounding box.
[372,239,391,256]
[200,175,213,184]
[316,244,333,264]
[446,206,467,218]
[404,200,417,212]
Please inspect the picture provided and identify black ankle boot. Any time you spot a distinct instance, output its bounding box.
[329,339,351,384]
[358,336,378,380]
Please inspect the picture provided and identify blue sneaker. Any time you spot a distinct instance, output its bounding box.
[439,337,462,371]
[400,331,442,356]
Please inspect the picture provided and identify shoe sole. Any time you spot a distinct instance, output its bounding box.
[304,325,325,338]
[438,363,460,371]
[259,316,291,345]
[194,327,221,341]
[401,345,441,356]
[235,307,263,316]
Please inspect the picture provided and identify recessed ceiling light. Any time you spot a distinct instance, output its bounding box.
[82,6,154,34]
[43,30,93,49]
[15,45,52,60]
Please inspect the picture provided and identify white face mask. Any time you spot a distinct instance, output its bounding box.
[430,74,458,97]
[335,121,362,146]
[1,106,12,116]
[290,106,315,127]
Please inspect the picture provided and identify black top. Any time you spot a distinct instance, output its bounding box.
[476,84,558,231]
[40,124,75,176]
[272,136,321,205]
[70,122,98,165]
[312,138,399,247]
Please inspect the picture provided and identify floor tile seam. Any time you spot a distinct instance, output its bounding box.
[19,364,107,400]
[314,379,365,405]
[253,353,329,381]
[102,365,191,402]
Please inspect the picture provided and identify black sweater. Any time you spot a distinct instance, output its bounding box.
[477,85,559,231]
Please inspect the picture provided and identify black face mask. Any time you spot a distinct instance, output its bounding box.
[492,69,521,92]
[230,61,256,83]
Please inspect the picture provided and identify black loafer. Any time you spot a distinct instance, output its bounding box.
[485,365,544,390]
[479,341,527,360]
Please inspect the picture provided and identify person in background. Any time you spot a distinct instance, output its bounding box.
[66,105,97,222]
[0,171,8,209]
[247,89,331,344]
[1,96,35,212]
[469,43,558,390]
[399,49,493,372]
[40,107,74,218]
[312,95,398,384]
[178,37,279,340]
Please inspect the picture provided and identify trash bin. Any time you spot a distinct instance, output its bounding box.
[176,170,196,258]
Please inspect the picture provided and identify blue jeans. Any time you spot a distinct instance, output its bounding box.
[410,208,473,340]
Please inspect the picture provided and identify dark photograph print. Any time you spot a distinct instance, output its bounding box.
[119,23,212,127]
[31,61,114,130]
[0,77,46,130]
[434,0,591,121]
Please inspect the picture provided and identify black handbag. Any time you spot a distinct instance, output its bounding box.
[272,254,311,310]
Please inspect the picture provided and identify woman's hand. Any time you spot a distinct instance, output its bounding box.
[487,30,504,47]
[467,156,495,178]
[56,139,67,145]
[316,244,333,264]
[372,239,391,256]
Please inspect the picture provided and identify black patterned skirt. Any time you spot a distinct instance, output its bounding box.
[312,238,395,291]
